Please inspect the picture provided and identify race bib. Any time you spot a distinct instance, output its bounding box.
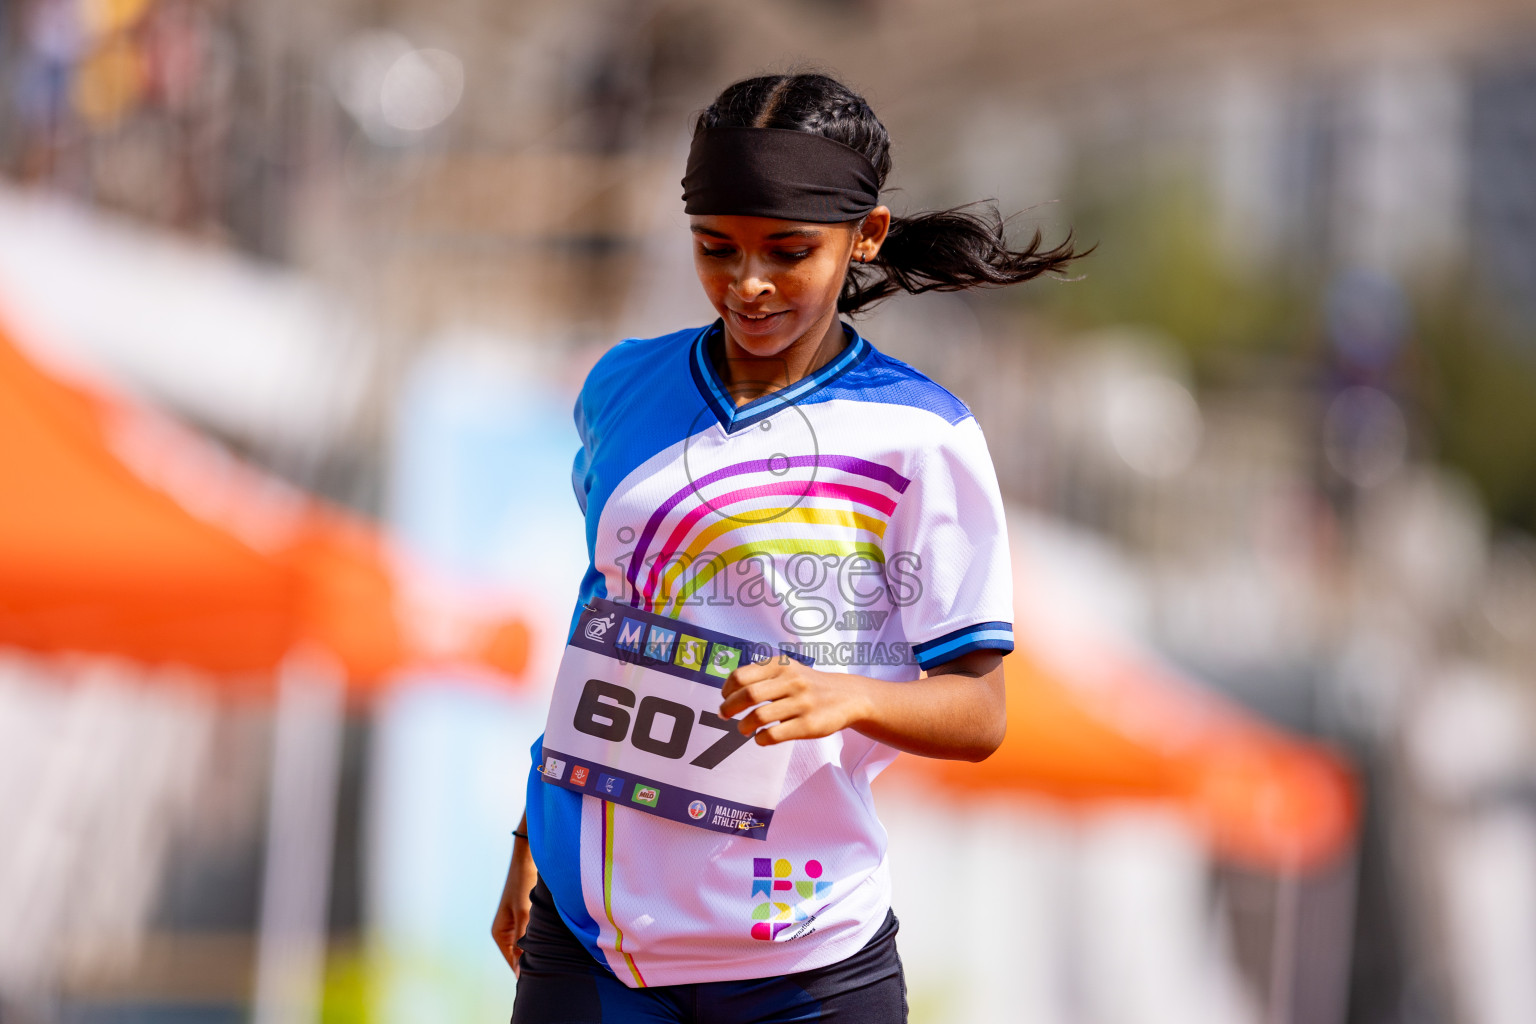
[539,598,806,839]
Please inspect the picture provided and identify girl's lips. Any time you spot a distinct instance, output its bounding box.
[727,309,789,335]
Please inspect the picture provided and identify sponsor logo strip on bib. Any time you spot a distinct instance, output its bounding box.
[539,747,775,836]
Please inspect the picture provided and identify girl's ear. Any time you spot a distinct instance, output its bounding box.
[852,206,891,263]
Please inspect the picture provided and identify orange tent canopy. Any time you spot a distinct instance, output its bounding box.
[894,642,1356,872]
[889,538,1358,874]
[0,313,527,686]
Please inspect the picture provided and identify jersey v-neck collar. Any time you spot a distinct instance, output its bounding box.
[688,318,870,434]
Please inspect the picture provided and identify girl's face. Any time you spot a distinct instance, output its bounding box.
[690,208,889,359]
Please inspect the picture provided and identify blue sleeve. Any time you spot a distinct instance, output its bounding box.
[571,389,593,514]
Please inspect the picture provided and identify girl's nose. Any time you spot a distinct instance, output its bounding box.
[733,275,773,302]
[731,257,774,302]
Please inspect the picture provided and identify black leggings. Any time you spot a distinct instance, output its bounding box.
[511,879,907,1024]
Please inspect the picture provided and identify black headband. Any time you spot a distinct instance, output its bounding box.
[681,126,880,222]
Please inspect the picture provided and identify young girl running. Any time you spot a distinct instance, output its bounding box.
[492,71,1082,1023]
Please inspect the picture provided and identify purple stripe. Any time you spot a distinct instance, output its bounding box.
[624,454,911,601]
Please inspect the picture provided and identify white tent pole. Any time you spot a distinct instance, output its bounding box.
[252,650,347,1024]
[1267,867,1300,1024]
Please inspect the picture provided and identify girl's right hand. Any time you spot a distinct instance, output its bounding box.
[491,829,537,976]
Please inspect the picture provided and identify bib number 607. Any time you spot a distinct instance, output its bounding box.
[572,679,750,769]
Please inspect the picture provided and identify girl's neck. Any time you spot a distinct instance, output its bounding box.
[714,313,848,408]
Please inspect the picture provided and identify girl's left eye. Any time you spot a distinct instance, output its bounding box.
[776,250,813,261]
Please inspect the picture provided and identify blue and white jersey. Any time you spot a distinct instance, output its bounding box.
[526,319,1014,986]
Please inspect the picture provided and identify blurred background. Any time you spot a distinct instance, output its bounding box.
[3,1,1536,1022]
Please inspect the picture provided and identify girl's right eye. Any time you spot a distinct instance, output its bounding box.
[699,246,735,258]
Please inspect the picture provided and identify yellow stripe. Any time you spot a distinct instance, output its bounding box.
[662,538,886,618]
[602,802,646,987]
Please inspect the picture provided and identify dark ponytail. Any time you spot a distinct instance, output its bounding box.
[694,73,1087,315]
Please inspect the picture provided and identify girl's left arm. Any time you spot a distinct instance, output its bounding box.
[718,650,1006,762]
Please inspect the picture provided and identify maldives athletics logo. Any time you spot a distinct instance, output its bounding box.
[688,799,708,820]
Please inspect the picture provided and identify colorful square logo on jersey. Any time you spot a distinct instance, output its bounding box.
[614,618,646,654]
[596,773,626,797]
[542,756,566,781]
[569,766,590,787]
[705,643,741,679]
[631,784,660,808]
[750,857,834,940]
[674,634,707,671]
[644,625,678,662]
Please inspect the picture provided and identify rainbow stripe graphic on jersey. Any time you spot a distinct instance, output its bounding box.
[625,455,911,616]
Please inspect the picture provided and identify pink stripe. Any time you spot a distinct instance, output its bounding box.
[640,481,895,604]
